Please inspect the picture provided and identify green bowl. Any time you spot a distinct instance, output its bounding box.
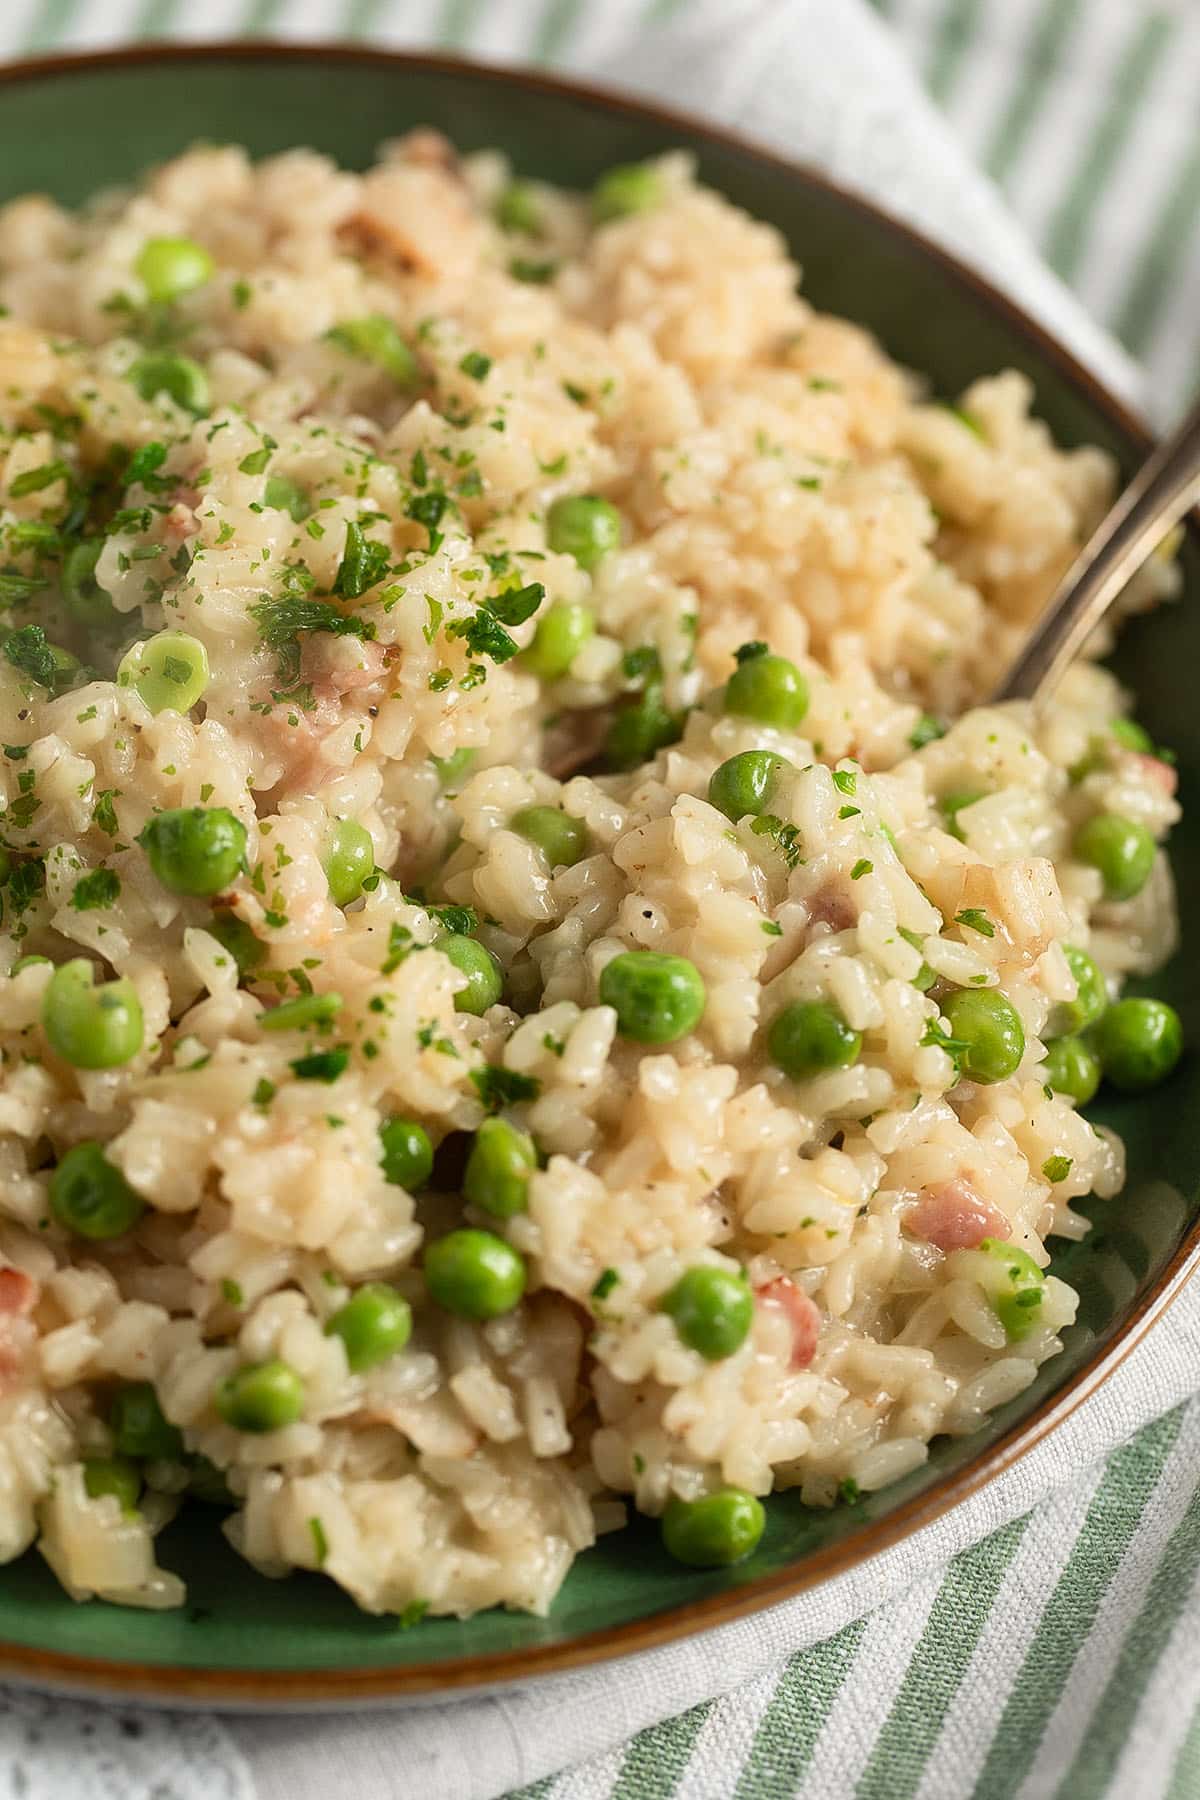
[0,42,1196,1707]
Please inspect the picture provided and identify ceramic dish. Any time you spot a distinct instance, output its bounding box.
[0,41,1195,1707]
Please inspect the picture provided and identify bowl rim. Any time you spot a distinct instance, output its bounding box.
[0,34,1195,1709]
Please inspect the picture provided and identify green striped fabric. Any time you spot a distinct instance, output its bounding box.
[7,0,1198,410]
[5,3,1199,1794]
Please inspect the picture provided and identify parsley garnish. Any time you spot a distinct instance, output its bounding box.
[469,1065,542,1111]
[446,609,518,665]
[4,625,57,688]
[1042,1155,1073,1183]
[955,908,995,938]
[333,521,390,598]
[8,460,70,499]
[486,581,544,627]
[458,351,492,381]
[70,868,120,911]
[591,1269,619,1302]
[290,1046,349,1082]
[250,584,376,686]
[750,814,803,869]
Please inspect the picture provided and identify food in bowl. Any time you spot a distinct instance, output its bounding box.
[0,135,1182,1618]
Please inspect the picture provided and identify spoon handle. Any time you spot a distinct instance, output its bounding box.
[994,395,1200,706]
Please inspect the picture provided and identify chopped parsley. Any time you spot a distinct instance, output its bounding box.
[470,1065,542,1112]
[70,868,120,911]
[954,908,995,939]
[750,814,803,870]
[446,609,518,665]
[486,581,544,627]
[425,902,478,935]
[308,1517,329,1566]
[290,1046,350,1083]
[458,350,492,382]
[4,625,58,689]
[832,769,858,797]
[333,521,390,598]
[249,583,376,686]
[8,460,70,499]
[591,1269,619,1302]
[1042,1155,1073,1183]
[220,1278,244,1307]
[850,858,873,880]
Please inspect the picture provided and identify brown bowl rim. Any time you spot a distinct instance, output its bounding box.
[0,35,1192,1709]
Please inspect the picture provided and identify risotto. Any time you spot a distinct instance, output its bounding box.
[0,136,1184,1619]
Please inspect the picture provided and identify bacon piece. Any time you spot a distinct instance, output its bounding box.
[906,1178,1008,1252]
[757,1277,821,1370]
[806,885,855,934]
[1128,752,1177,798]
[543,706,613,780]
[0,1266,37,1393]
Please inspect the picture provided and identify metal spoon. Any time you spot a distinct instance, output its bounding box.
[994,394,1200,707]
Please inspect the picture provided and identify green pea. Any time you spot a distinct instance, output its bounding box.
[975,1238,1046,1341]
[208,910,265,976]
[723,649,809,729]
[50,1142,144,1240]
[61,538,114,628]
[605,684,682,769]
[423,1228,527,1320]
[83,1455,142,1512]
[137,806,247,898]
[110,1381,183,1461]
[1040,1034,1101,1106]
[437,933,503,1014]
[322,818,374,907]
[215,1359,305,1433]
[136,235,214,304]
[129,352,210,415]
[599,950,706,1045]
[379,1116,434,1190]
[941,988,1025,1085]
[495,181,541,234]
[940,789,986,842]
[546,495,622,572]
[1109,718,1153,752]
[42,959,144,1070]
[708,751,791,823]
[263,474,311,522]
[510,804,589,868]
[325,1282,412,1372]
[661,1489,765,1567]
[523,601,595,679]
[661,1266,754,1361]
[1073,813,1156,902]
[1047,945,1107,1039]
[118,630,209,714]
[593,162,663,223]
[430,746,478,788]
[464,1117,538,1219]
[326,314,419,386]
[1094,997,1183,1092]
[768,1001,861,1082]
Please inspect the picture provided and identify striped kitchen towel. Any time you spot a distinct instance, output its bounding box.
[1,3,1198,1798]
[7,0,1200,419]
